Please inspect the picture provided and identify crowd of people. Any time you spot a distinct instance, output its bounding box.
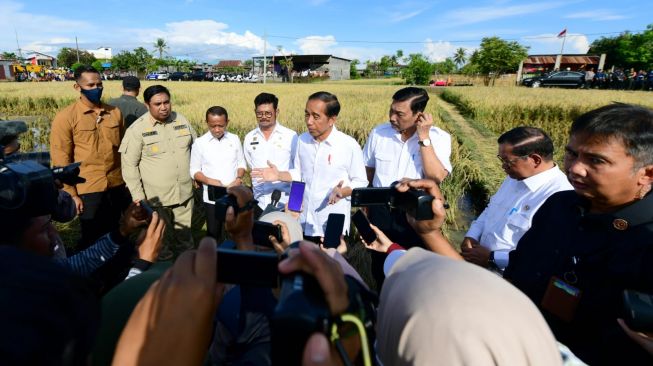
[581,68,653,90]
[0,64,652,365]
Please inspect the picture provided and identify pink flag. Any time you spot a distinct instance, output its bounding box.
[557,29,567,38]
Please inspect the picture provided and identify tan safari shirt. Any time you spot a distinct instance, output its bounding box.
[50,98,125,196]
[119,111,196,206]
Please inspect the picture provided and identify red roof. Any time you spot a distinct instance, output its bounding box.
[524,55,600,65]
[215,60,243,68]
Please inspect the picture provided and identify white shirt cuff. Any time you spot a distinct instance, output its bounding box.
[494,250,510,270]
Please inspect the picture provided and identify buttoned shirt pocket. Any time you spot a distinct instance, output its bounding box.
[505,212,531,244]
[75,117,98,142]
[99,115,121,147]
[175,126,193,150]
[374,152,394,173]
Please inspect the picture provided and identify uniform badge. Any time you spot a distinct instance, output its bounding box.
[151,145,159,153]
[253,136,258,141]
[613,219,628,231]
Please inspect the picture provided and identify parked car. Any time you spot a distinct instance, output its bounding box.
[145,71,170,81]
[169,72,190,81]
[522,71,584,88]
[190,71,212,81]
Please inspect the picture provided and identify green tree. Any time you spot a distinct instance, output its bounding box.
[453,47,467,69]
[132,47,155,74]
[402,53,434,85]
[91,60,104,73]
[588,25,653,70]
[469,37,528,85]
[111,50,134,71]
[57,47,96,68]
[379,55,394,75]
[1,51,17,60]
[153,38,169,59]
[433,58,456,74]
[350,59,360,79]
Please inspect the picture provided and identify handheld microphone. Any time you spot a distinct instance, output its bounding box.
[261,189,283,216]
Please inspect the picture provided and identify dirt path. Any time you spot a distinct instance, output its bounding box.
[437,96,504,192]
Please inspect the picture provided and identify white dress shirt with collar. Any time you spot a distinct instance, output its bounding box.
[289,127,368,237]
[363,122,452,187]
[190,131,246,204]
[243,122,298,210]
[465,165,573,269]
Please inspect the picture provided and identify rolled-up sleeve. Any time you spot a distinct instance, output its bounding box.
[119,128,145,202]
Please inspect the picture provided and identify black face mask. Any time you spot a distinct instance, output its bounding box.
[79,86,103,105]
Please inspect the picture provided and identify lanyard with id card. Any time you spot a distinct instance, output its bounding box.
[541,257,582,322]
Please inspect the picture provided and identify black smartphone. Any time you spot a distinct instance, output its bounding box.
[252,221,283,248]
[351,187,392,207]
[207,185,227,202]
[623,290,653,332]
[140,200,154,218]
[217,248,279,287]
[323,213,346,249]
[287,181,306,212]
[352,210,377,244]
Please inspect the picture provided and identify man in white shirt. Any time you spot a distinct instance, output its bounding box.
[190,106,246,238]
[363,87,452,247]
[242,93,298,217]
[461,126,572,271]
[251,91,368,239]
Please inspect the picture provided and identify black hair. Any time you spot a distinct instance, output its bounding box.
[73,65,100,81]
[0,135,17,146]
[254,93,279,110]
[571,103,653,167]
[206,106,229,121]
[143,85,171,103]
[392,87,429,114]
[307,91,340,117]
[498,126,554,161]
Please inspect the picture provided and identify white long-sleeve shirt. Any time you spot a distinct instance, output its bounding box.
[290,127,368,236]
[190,131,246,204]
[465,165,573,269]
[243,122,298,210]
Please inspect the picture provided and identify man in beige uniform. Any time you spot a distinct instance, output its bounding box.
[119,85,196,259]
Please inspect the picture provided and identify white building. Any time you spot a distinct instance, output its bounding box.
[88,47,112,60]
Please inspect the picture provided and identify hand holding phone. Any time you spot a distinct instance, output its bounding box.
[139,200,154,219]
[352,210,377,244]
[252,221,283,249]
[323,213,345,249]
[287,181,305,212]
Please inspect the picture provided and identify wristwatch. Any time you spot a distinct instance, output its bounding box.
[488,251,498,269]
[418,138,431,147]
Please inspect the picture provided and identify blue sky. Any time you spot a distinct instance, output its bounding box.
[0,0,650,63]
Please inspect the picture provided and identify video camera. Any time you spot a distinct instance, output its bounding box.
[215,244,375,366]
[0,159,57,223]
[351,182,436,220]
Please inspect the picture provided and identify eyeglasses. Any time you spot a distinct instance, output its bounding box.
[255,111,274,118]
[496,155,528,166]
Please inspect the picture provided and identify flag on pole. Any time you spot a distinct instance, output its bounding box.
[557,28,567,38]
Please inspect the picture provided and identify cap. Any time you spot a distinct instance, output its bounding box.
[122,76,141,90]
[0,121,28,141]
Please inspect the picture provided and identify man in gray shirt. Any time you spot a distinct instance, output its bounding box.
[109,76,148,128]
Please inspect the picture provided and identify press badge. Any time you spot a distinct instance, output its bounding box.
[541,276,582,322]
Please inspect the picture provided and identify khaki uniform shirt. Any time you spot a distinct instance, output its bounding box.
[50,98,125,196]
[107,95,148,128]
[119,112,196,206]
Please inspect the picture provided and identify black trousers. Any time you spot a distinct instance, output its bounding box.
[204,202,220,239]
[78,185,131,250]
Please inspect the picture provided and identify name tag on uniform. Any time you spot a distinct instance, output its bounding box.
[142,131,158,137]
[174,125,188,131]
[250,141,259,145]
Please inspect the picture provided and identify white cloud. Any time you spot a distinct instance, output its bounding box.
[444,2,567,25]
[296,35,337,54]
[422,39,474,62]
[389,7,428,23]
[565,10,627,21]
[523,33,590,54]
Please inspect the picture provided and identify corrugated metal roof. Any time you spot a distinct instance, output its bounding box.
[524,55,601,65]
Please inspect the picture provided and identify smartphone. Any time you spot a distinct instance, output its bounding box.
[623,290,653,332]
[207,185,227,202]
[351,187,392,207]
[252,221,283,249]
[323,213,346,249]
[140,200,154,218]
[217,248,279,287]
[351,210,377,244]
[287,181,305,212]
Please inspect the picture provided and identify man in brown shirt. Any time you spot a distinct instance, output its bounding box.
[50,65,131,249]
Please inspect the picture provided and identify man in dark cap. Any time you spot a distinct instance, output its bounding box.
[109,76,148,128]
[0,120,28,157]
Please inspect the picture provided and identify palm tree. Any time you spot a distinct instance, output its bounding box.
[153,38,169,59]
[453,48,467,70]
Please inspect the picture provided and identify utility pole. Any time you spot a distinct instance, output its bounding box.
[263,31,267,84]
[14,28,23,61]
[75,36,80,63]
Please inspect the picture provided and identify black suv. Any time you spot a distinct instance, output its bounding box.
[169,72,190,81]
[190,71,213,81]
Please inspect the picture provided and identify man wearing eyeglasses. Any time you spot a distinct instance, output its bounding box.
[461,126,572,271]
[242,93,298,217]
[50,65,130,250]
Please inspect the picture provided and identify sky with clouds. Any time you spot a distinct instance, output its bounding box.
[0,0,650,64]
